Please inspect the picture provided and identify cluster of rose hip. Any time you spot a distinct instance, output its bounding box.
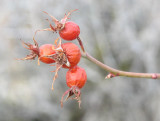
[18,10,87,108]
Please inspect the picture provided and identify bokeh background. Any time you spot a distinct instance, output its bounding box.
[1,0,160,121]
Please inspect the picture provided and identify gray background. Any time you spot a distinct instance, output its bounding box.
[1,0,160,121]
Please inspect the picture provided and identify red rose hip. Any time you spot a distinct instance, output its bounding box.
[59,21,80,41]
[61,42,81,68]
[17,39,56,65]
[66,66,87,88]
[39,44,56,64]
[43,38,81,90]
[61,66,87,108]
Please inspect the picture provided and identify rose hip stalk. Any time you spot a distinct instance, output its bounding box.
[60,66,87,108]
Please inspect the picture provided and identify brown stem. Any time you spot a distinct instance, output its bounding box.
[82,52,160,79]
[77,36,85,52]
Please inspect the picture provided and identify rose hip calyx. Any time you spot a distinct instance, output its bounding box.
[17,38,39,61]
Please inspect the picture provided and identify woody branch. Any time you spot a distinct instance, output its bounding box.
[81,52,160,79]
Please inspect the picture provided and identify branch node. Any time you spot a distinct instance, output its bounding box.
[105,73,119,79]
[152,73,158,79]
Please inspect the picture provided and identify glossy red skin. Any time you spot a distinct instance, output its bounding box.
[62,43,81,68]
[66,66,87,88]
[59,21,80,41]
[39,44,56,64]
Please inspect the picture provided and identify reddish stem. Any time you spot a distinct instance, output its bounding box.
[82,52,160,79]
[77,36,85,52]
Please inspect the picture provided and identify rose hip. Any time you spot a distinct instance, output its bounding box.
[61,66,87,108]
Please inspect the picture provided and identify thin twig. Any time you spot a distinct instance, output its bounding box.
[82,52,160,79]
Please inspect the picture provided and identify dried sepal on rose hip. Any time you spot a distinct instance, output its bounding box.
[44,38,81,90]
[60,66,87,108]
[17,38,56,65]
[34,9,80,41]
[16,38,39,61]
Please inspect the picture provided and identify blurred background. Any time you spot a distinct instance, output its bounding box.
[1,0,160,121]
